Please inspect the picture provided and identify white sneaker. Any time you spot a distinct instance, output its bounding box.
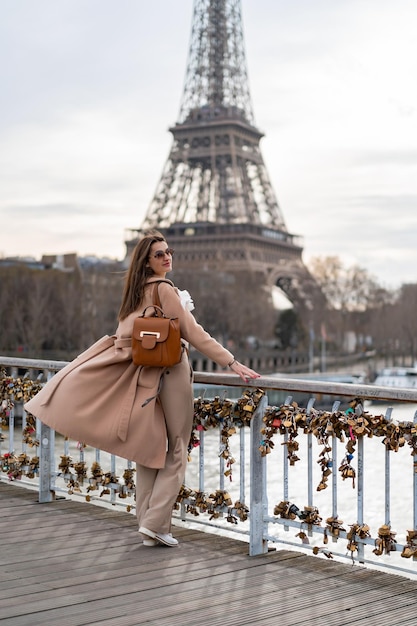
[139,526,179,547]
[138,529,158,546]
[142,538,158,547]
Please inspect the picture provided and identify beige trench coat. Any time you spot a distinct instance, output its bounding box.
[24,277,234,468]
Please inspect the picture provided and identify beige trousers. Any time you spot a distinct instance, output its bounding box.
[136,353,194,534]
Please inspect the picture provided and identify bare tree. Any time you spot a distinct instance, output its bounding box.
[171,268,276,348]
[392,284,417,365]
[0,265,119,358]
[307,256,388,354]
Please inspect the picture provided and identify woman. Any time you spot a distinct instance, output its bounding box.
[25,230,260,547]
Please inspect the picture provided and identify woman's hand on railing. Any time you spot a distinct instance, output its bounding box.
[229,360,261,382]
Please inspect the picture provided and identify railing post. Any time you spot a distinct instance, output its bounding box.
[357,434,364,563]
[249,394,268,556]
[282,396,292,532]
[384,407,393,526]
[411,410,417,565]
[239,426,246,503]
[38,371,55,503]
[39,420,54,503]
[331,401,340,523]
[199,429,205,493]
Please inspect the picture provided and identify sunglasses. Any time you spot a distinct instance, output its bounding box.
[151,247,175,259]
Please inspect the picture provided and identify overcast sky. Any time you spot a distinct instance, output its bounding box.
[1,0,416,288]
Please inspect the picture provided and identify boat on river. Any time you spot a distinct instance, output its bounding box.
[373,366,417,390]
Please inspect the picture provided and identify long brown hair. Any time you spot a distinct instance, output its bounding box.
[118,230,166,321]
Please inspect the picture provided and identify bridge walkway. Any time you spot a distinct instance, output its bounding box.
[1,482,416,626]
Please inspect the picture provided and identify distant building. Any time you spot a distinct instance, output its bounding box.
[0,253,122,273]
[0,256,44,270]
[41,253,80,272]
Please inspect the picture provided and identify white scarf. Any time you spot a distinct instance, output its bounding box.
[178,289,195,312]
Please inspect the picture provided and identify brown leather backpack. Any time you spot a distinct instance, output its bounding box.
[131,282,182,367]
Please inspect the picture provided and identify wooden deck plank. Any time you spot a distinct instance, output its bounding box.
[0,548,306,616]
[29,568,415,626]
[1,481,417,626]
[126,570,416,626]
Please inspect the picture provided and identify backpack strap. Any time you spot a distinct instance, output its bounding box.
[151,279,173,310]
[153,284,162,309]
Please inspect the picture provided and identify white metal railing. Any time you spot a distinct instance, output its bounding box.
[1,355,417,579]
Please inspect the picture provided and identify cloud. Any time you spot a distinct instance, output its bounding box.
[301,190,417,288]
[351,152,417,167]
[1,0,417,289]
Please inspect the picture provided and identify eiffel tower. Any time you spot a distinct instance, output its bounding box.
[126,0,322,339]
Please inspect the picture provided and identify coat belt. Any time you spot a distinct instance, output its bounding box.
[112,336,139,441]
[114,337,132,349]
[116,365,141,443]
